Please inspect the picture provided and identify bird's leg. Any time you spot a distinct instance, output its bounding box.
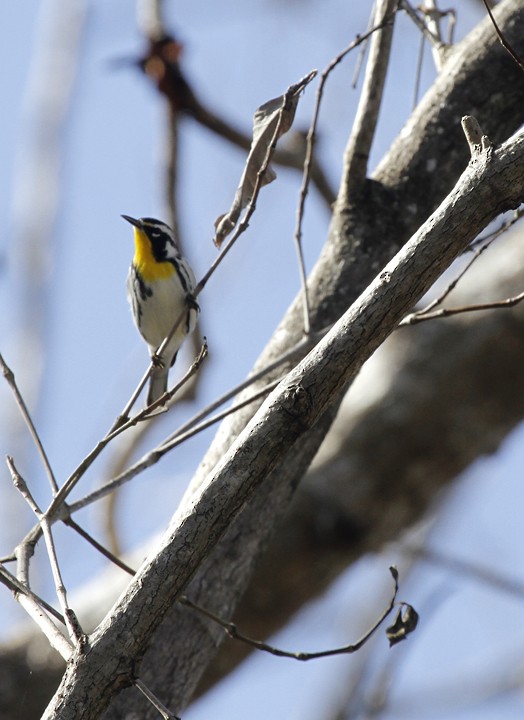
[185,293,200,313]
[151,353,165,369]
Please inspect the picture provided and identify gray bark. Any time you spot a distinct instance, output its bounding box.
[121,1,524,711]
[40,3,524,711]
[2,3,524,719]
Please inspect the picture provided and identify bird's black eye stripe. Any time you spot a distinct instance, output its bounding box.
[149,233,171,262]
[139,218,178,263]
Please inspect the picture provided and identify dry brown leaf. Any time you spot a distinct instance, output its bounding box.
[214,70,317,247]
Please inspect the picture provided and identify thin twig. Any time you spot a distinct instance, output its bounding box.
[164,104,180,237]
[399,193,521,323]
[67,377,282,514]
[1,570,73,660]
[351,0,375,88]
[294,7,398,335]
[179,566,400,661]
[413,25,425,110]
[41,519,84,644]
[468,208,523,250]
[122,71,310,418]
[65,518,136,575]
[405,544,524,599]
[112,339,208,430]
[34,341,207,531]
[401,1,448,65]
[14,538,32,586]
[404,234,496,318]
[161,101,204,404]
[482,0,524,72]
[10,327,324,561]
[7,456,84,645]
[293,154,313,335]
[196,72,317,296]
[134,679,181,720]
[417,1,454,70]
[400,291,524,325]
[116,305,206,422]
[0,562,65,624]
[7,456,40,514]
[66,326,332,515]
[0,354,58,494]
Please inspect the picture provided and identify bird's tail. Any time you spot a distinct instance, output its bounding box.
[147,364,169,406]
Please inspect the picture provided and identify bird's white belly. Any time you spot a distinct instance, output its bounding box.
[128,272,197,357]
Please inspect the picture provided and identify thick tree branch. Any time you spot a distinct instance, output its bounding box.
[340,0,397,195]
[44,125,524,719]
[101,1,524,714]
[4,3,519,717]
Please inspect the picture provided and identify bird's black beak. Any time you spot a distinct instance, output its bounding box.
[121,214,142,229]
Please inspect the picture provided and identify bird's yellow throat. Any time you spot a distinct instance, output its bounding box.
[133,228,175,281]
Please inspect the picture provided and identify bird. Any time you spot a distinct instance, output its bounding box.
[122,215,199,406]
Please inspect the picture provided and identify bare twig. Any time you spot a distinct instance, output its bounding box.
[161,89,205,405]
[468,208,523,250]
[67,377,282,514]
[294,6,399,335]
[339,0,398,198]
[401,209,523,322]
[134,679,180,720]
[7,456,83,645]
[7,455,40,514]
[40,340,208,524]
[482,0,524,72]
[0,562,65,624]
[401,1,450,68]
[65,517,135,575]
[405,544,524,599]
[351,1,375,88]
[2,573,73,661]
[179,566,401,661]
[116,283,205,422]
[5,462,75,658]
[164,104,181,243]
[116,338,208,425]
[120,76,315,420]
[0,354,58,494]
[413,25,426,109]
[418,1,456,69]
[293,152,313,335]
[11,326,321,563]
[132,30,336,208]
[400,290,524,325]
[114,306,199,421]
[40,519,84,644]
[66,325,333,516]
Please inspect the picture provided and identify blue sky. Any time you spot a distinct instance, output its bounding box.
[3,2,524,719]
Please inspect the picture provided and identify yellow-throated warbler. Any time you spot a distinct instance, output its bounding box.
[123,215,199,405]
